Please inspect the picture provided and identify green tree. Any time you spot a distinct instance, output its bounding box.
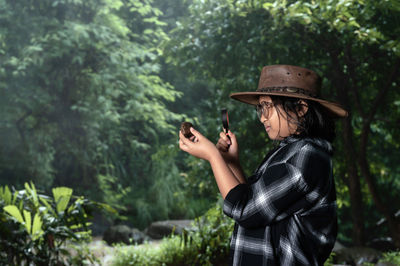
[163,0,400,247]
[0,0,185,227]
[265,0,400,248]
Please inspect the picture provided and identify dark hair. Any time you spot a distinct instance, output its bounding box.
[270,95,336,142]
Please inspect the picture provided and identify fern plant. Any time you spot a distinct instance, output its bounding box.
[0,182,113,265]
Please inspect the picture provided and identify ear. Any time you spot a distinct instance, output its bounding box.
[297,100,308,117]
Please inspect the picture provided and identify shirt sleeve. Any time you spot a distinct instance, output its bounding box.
[223,142,331,229]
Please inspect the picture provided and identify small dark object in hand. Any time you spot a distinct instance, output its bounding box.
[180,122,194,138]
[221,108,231,147]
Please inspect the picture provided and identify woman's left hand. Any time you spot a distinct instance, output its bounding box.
[179,127,218,161]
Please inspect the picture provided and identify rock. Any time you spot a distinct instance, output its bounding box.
[103,225,147,245]
[145,220,194,239]
[332,241,346,252]
[367,237,396,252]
[130,228,148,244]
[334,246,381,266]
[375,262,398,266]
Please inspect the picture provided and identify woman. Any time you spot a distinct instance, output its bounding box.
[179,65,347,265]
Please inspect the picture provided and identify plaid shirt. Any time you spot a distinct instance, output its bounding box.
[223,136,337,266]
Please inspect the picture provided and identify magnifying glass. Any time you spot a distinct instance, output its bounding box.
[221,108,231,147]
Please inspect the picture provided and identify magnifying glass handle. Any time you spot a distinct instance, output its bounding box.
[221,109,231,146]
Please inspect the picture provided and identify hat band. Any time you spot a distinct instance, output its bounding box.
[256,86,318,98]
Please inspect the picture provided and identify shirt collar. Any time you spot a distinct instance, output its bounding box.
[279,135,333,154]
[279,135,300,147]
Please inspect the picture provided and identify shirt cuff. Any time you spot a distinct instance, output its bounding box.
[223,184,248,218]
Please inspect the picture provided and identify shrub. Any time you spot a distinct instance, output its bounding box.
[379,251,400,265]
[111,203,399,266]
[0,182,112,265]
[111,203,234,266]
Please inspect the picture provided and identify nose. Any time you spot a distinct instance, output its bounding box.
[259,112,268,123]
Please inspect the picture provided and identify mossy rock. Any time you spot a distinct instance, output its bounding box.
[334,246,381,265]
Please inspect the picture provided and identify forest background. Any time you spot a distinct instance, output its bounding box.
[1,0,399,251]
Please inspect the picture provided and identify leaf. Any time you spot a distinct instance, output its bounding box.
[52,187,73,213]
[23,210,32,234]
[4,205,24,223]
[0,186,12,204]
[39,196,55,215]
[24,182,31,194]
[25,182,39,207]
[12,191,18,205]
[32,213,43,240]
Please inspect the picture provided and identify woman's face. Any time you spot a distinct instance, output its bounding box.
[258,96,298,140]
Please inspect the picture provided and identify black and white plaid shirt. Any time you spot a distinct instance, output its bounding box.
[223,136,337,265]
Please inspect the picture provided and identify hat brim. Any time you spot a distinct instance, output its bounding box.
[230,92,348,118]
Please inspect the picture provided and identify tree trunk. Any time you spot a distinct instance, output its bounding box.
[357,59,400,248]
[359,151,400,247]
[330,52,366,245]
[342,117,365,245]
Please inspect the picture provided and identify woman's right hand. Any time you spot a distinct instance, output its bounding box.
[216,130,239,164]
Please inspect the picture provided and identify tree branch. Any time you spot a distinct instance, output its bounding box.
[358,57,400,247]
[344,44,365,118]
[16,109,33,145]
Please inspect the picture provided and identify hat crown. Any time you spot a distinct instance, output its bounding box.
[257,65,321,96]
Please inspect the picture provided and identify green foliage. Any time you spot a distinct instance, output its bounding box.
[67,242,101,266]
[163,0,400,246]
[323,252,335,266]
[264,0,400,55]
[1,0,399,252]
[378,251,400,265]
[0,182,108,265]
[111,203,234,266]
[0,0,190,228]
[324,251,400,265]
[163,0,276,203]
[128,144,189,228]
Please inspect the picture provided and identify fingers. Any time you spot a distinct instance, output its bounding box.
[216,131,234,153]
[190,135,199,143]
[179,129,200,152]
[179,131,192,151]
[189,127,203,140]
[216,138,229,152]
[219,131,231,145]
[179,139,187,152]
[227,130,237,143]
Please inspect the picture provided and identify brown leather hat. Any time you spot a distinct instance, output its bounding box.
[230,65,348,117]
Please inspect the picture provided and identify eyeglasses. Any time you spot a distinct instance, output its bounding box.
[256,102,274,120]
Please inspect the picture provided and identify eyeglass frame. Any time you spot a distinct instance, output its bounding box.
[256,101,274,120]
